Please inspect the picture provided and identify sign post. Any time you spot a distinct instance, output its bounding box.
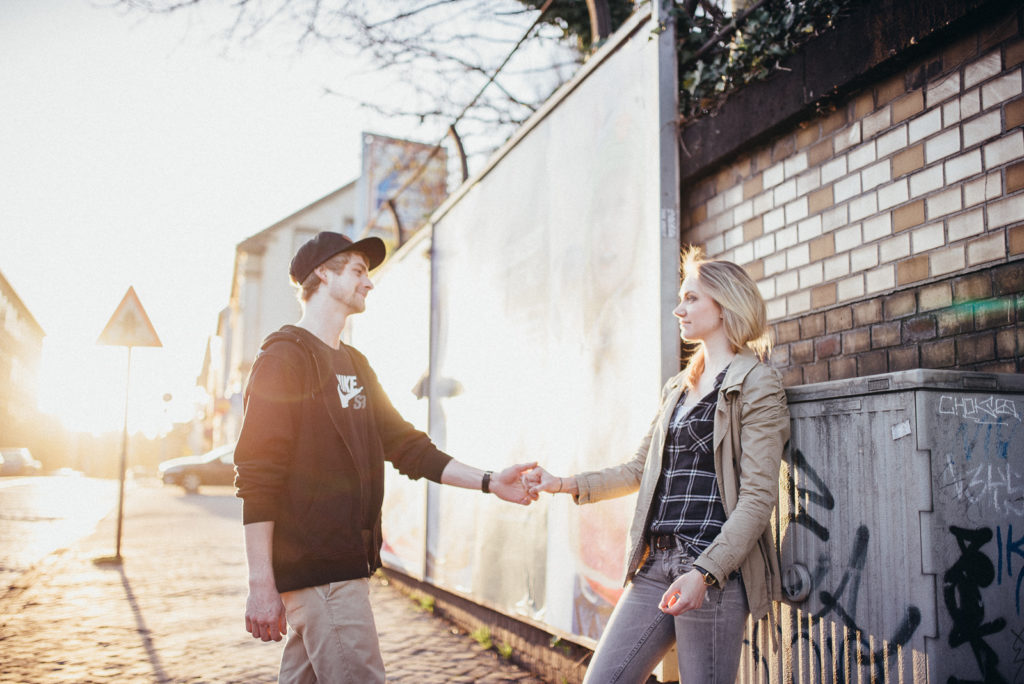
[97,286,162,561]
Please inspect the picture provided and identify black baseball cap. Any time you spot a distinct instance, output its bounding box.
[289,232,387,284]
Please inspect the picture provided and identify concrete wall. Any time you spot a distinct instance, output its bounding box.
[681,3,1024,384]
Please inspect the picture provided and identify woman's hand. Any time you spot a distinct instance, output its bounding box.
[524,466,575,497]
[658,569,707,616]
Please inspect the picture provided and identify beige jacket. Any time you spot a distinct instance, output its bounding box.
[573,348,790,620]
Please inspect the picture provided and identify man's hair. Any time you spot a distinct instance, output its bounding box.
[679,245,771,390]
[296,251,366,302]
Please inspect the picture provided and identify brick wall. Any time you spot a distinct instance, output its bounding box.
[681,7,1024,385]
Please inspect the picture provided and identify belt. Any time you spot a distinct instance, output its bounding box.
[650,534,684,550]
[648,534,740,578]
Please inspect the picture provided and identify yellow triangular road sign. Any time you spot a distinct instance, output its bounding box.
[97,286,162,347]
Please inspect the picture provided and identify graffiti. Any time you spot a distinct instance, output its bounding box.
[944,525,1009,684]
[997,525,1024,616]
[786,448,835,542]
[1013,627,1024,684]
[757,450,923,682]
[940,395,1021,425]
[938,454,1024,518]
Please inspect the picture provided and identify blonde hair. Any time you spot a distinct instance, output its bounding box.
[297,251,364,302]
[680,245,771,391]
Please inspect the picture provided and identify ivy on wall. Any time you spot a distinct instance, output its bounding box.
[674,0,861,120]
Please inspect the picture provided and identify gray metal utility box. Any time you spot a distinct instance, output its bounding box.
[740,369,1024,683]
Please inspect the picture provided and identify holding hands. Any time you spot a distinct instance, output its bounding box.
[523,465,578,498]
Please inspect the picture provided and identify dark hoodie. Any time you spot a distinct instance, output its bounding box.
[234,325,452,593]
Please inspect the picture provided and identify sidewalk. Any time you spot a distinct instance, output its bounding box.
[0,480,547,683]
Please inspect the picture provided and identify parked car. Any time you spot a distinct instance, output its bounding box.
[158,443,236,494]
[0,448,43,476]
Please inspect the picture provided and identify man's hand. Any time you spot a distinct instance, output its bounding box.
[658,569,707,616]
[489,461,539,505]
[245,580,287,642]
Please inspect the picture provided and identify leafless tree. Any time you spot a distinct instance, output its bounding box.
[103,0,607,168]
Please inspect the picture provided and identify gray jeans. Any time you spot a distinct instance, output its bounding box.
[582,546,749,684]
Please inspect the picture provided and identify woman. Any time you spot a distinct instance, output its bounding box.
[527,247,790,683]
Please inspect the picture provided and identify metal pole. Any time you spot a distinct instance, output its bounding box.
[114,345,132,560]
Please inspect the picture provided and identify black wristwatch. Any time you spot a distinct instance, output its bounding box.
[693,564,718,587]
[481,471,493,494]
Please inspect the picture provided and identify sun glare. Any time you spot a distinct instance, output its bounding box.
[36,336,197,438]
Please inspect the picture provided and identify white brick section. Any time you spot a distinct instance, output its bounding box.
[984,130,1024,169]
[961,88,981,118]
[963,111,1002,148]
[785,197,809,224]
[799,262,824,288]
[796,172,820,200]
[967,232,1005,266]
[862,160,891,190]
[776,225,798,250]
[784,153,808,179]
[943,99,961,127]
[925,128,961,164]
[838,274,865,301]
[798,214,823,242]
[733,242,754,265]
[822,205,848,233]
[863,213,892,242]
[877,125,908,158]
[776,269,799,294]
[753,192,773,215]
[766,297,786,320]
[764,207,785,232]
[757,279,776,300]
[707,193,725,217]
[724,225,744,250]
[851,244,879,271]
[878,179,910,210]
[909,109,943,144]
[821,156,848,184]
[948,208,986,242]
[774,179,797,205]
[835,122,862,153]
[927,71,961,108]
[824,253,851,278]
[965,51,1001,89]
[849,193,878,222]
[988,193,1024,228]
[881,233,911,261]
[764,251,787,276]
[754,233,775,259]
[848,141,877,171]
[910,166,944,197]
[926,187,963,219]
[787,243,810,269]
[964,173,1002,206]
[945,150,983,184]
[911,223,945,253]
[733,199,754,224]
[863,107,891,139]
[722,184,743,210]
[834,174,862,203]
[930,246,966,276]
[763,162,785,189]
[866,265,895,294]
[982,71,1023,110]
[835,224,862,252]
[787,290,812,316]
[705,234,725,256]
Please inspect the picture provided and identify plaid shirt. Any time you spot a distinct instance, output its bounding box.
[648,367,728,556]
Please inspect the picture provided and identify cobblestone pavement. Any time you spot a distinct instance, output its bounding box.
[0,481,546,683]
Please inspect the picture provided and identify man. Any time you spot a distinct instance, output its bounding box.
[234,231,536,683]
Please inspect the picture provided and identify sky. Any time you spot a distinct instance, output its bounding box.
[0,0,439,435]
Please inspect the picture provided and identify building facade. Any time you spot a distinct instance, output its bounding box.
[0,270,44,447]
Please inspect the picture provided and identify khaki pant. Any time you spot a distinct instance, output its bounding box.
[278,578,386,684]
